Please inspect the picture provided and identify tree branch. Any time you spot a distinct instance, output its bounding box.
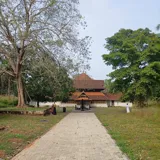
[0,69,15,77]
[0,47,16,73]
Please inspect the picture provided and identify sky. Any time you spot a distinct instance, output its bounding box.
[78,0,160,80]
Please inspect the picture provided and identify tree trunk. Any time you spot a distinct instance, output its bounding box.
[17,75,25,107]
[8,77,11,95]
[37,96,40,107]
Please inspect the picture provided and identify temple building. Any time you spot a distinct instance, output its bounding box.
[69,73,108,108]
[63,73,132,108]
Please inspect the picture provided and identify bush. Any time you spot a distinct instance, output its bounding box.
[0,95,18,108]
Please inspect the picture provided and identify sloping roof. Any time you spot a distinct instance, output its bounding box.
[73,80,104,89]
[74,73,93,81]
[85,92,107,100]
[105,93,122,101]
[76,97,90,101]
[71,92,107,101]
[71,92,82,100]
[73,73,104,89]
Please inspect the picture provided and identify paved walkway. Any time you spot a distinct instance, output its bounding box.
[12,113,128,160]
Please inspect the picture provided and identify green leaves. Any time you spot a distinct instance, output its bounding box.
[48,0,56,7]
[103,28,160,107]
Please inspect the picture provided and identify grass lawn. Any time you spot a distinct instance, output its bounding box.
[0,106,74,112]
[0,107,73,159]
[0,106,49,111]
[95,107,160,160]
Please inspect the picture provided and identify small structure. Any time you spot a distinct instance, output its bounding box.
[72,91,108,109]
[105,93,123,107]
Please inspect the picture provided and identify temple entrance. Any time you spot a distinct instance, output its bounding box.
[112,100,114,106]
[75,92,90,110]
[81,99,84,111]
[75,98,91,110]
[80,99,90,110]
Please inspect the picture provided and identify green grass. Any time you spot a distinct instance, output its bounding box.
[0,107,73,159]
[95,107,160,160]
[0,106,48,111]
[0,106,74,112]
[0,96,18,108]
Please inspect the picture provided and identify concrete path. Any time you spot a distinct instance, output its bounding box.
[12,113,128,160]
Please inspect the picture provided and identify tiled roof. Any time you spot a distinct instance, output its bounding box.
[73,80,104,89]
[85,92,107,100]
[73,73,104,89]
[71,92,107,101]
[74,73,93,80]
[71,74,122,101]
[76,97,90,101]
[71,92,82,100]
[105,93,122,101]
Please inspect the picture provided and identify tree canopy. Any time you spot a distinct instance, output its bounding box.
[103,28,160,107]
[25,61,74,107]
[0,0,91,107]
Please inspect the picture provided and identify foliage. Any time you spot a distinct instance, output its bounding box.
[104,79,115,93]
[151,84,160,102]
[0,95,17,108]
[53,69,74,102]
[0,0,91,107]
[24,54,74,106]
[103,28,160,107]
[0,74,16,95]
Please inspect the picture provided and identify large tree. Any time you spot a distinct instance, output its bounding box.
[103,28,160,107]
[0,0,90,107]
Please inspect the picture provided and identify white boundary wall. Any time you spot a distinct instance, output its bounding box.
[91,103,108,108]
[61,103,108,108]
[29,101,132,108]
[114,101,132,107]
[60,103,76,107]
[29,101,62,107]
[29,101,76,107]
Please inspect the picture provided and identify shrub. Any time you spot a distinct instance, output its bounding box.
[0,95,18,108]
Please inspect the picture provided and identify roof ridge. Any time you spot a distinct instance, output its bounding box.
[74,73,93,80]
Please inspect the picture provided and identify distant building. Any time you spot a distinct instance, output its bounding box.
[67,73,125,108]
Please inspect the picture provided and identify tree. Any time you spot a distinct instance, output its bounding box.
[54,68,74,103]
[0,73,16,95]
[0,0,90,107]
[151,84,160,102]
[25,66,74,107]
[25,68,52,107]
[0,55,16,95]
[104,79,115,93]
[24,52,74,107]
[103,28,160,107]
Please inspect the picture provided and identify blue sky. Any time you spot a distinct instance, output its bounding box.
[79,0,160,80]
